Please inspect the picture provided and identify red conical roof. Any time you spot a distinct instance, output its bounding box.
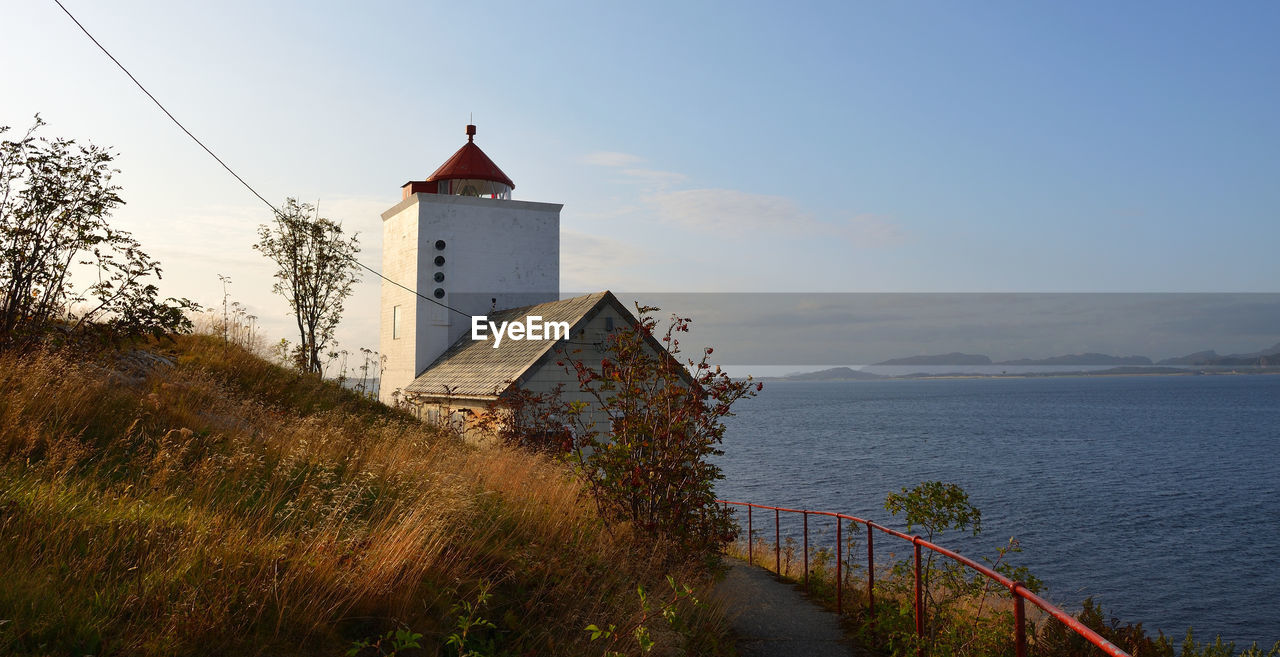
[425,125,515,189]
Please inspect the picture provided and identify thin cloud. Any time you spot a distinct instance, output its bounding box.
[583,151,646,167]
[583,151,686,189]
[647,188,908,247]
[561,230,667,291]
[618,168,687,185]
[573,204,644,221]
[131,196,392,356]
[844,213,908,247]
[648,189,794,232]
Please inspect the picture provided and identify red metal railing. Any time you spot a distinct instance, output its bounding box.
[719,500,1130,657]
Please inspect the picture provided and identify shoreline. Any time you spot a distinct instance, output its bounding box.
[754,368,1280,383]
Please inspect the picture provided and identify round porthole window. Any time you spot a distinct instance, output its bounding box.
[434,255,445,267]
[433,272,444,283]
[433,288,445,299]
[435,240,446,250]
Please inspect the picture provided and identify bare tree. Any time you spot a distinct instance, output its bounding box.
[253,198,360,374]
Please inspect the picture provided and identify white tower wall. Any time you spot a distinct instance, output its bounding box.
[380,193,561,404]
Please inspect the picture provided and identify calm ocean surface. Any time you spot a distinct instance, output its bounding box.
[713,374,1280,647]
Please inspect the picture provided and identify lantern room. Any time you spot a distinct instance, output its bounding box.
[401,124,515,200]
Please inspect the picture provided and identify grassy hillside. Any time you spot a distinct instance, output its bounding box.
[0,334,728,656]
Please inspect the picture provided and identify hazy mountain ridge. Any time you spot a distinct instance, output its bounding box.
[997,353,1153,366]
[1158,341,1280,366]
[873,352,1153,366]
[765,367,884,381]
[767,341,1280,380]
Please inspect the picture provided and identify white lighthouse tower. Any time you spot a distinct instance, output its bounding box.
[379,124,561,404]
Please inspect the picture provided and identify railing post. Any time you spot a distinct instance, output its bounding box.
[1014,584,1027,657]
[803,511,809,591]
[914,537,924,657]
[775,509,781,574]
[748,505,753,566]
[836,516,843,615]
[867,523,875,611]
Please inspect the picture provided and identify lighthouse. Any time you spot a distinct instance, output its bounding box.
[379,124,561,404]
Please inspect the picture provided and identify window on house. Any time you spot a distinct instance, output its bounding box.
[605,316,615,331]
[392,305,402,339]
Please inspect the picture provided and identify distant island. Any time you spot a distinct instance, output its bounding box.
[763,365,1200,382]
[759,341,1280,382]
[874,352,1156,366]
[996,353,1152,366]
[1158,342,1280,366]
[770,367,884,381]
[871,348,1280,367]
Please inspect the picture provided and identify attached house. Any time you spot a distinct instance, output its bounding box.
[401,291,629,433]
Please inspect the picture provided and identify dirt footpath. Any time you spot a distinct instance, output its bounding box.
[713,559,866,657]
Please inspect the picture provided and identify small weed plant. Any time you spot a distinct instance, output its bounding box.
[346,626,424,657]
[585,575,712,657]
[442,582,506,657]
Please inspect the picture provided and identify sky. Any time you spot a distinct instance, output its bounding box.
[608,293,1280,371]
[4,1,1279,363]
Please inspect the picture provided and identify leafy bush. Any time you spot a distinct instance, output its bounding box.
[1035,599,1280,657]
[0,116,196,350]
[873,481,1043,655]
[479,304,757,564]
[560,305,758,562]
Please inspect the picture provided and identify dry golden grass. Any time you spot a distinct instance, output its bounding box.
[0,335,730,656]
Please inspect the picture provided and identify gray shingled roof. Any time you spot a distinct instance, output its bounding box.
[403,291,611,401]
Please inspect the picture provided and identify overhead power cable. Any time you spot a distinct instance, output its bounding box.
[50,0,476,321]
[52,0,605,349]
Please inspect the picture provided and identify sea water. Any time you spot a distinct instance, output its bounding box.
[713,374,1280,647]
